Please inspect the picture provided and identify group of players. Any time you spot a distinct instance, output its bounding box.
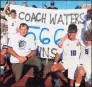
[0,3,92,87]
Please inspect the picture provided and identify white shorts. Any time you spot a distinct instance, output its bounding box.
[60,61,78,80]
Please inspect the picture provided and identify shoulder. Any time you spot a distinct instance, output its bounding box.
[10,33,20,39]
[62,39,69,47]
[63,39,70,43]
[26,34,35,40]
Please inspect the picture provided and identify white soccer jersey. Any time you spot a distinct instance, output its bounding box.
[57,39,81,80]
[8,33,37,63]
[80,44,91,68]
[5,16,19,35]
[57,39,81,63]
[79,42,91,84]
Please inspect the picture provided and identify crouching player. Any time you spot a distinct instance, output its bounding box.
[51,24,81,87]
[75,29,92,87]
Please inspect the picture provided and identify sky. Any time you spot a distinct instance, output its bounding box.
[1,0,91,9]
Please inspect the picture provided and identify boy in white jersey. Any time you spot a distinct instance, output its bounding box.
[2,4,19,38]
[51,24,81,87]
[58,9,92,48]
[75,29,92,87]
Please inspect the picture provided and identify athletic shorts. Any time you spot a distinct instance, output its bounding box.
[60,61,78,80]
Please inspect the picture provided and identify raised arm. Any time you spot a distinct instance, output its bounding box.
[1,3,10,16]
[58,34,68,48]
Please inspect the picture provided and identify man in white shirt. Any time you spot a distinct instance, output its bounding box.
[75,29,92,87]
[8,23,42,82]
[51,24,81,87]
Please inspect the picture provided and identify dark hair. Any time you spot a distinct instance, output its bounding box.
[22,2,28,7]
[68,24,77,33]
[10,9,16,14]
[51,1,55,5]
[19,23,29,30]
[84,29,92,41]
[87,8,92,14]
[44,5,47,8]
[32,5,37,8]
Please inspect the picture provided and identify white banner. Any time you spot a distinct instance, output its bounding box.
[10,5,87,59]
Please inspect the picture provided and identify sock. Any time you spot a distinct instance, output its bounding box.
[75,82,80,87]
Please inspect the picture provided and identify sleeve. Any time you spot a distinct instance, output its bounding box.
[8,37,14,48]
[16,19,20,28]
[57,46,63,54]
[2,36,8,49]
[29,36,37,51]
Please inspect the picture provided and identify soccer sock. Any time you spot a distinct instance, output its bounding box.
[75,82,80,87]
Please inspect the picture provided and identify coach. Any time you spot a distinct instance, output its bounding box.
[8,23,42,82]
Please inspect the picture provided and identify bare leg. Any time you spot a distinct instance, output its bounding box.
[75,66,85,87]
[70,79,74,87]
[51,63,65,72]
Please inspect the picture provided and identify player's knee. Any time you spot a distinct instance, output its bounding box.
[78,68,85,76]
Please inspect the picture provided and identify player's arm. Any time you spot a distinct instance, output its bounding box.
[54,53,61,64]
[51,50,63,72]
[54,45,63,64]
[8,47,20,58]
[1,49,7,56]
[8,47,27,63]
[26,50,37,59]
[58,34,68,48]
[1,3,10,17]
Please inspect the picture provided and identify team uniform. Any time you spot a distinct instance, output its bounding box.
[8,33,36,63]
[1,35,8,50]
[57,39,81,80]
[79,42,91,84]
[5,15,19,38]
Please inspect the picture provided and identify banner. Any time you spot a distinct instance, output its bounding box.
[10,5,87,59]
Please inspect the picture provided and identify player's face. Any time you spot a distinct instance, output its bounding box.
[68,32,76,40]
[19,26,28,36]
[84,40,92,46]
[10,13,16,19]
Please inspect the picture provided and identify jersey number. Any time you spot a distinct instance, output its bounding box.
[85,49,88,54]
[71,50,76,56]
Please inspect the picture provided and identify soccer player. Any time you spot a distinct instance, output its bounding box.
[1,4,19,38]
[75,29,92,87]
[58,9,92,48]
[51,24,81,87]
